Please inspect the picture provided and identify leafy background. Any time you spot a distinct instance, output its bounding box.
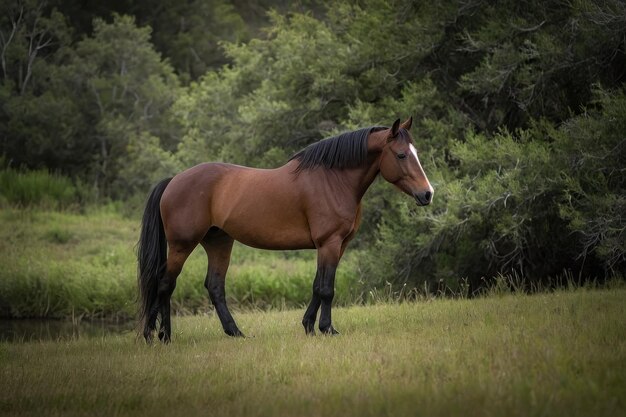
[1,0,624,300]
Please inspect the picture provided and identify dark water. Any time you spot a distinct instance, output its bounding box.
[0,319,135,342]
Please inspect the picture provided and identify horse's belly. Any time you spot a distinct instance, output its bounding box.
[216,203,315,250]
[224,220,315,250]
[232,233,315,251]
[210,168,316,250]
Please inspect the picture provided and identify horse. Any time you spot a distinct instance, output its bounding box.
[137,117,433,343]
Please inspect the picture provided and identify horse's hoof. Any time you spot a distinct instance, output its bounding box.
[225,328,245,337]
[158,330,171,344]
[302,320,316,335]
[320,326,340,336]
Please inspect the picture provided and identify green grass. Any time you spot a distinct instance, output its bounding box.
[0,166,78,209]
[0,208,360,319]
[1,289,624,417]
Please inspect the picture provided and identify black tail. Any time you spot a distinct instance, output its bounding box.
[137,177,173,334]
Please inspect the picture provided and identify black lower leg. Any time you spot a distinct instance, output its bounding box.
[205,271,244,337]
[302,298,320,335]
[144,304,160,342]
[157,277,177,343]
[318,265,339,335]
[157,303,171,342]
[302,274,321,335]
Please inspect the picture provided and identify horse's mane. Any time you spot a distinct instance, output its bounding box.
[289,126,387,173]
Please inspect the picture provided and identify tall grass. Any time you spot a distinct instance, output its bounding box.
[0,165,78,209]
[0,208,361,320]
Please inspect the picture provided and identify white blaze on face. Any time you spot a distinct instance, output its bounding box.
[409,143,419,161]
[409,143,434,195]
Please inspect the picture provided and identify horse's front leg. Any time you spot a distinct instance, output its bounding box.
[317,263,339,335]
[302,274,321,335]
[302,239,342,335]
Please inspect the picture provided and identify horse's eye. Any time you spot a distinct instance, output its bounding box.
[397,153,406,160]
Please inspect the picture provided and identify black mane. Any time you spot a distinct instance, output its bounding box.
[290,126,386,173]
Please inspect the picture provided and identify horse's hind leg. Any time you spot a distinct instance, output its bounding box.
[156,242,194,343]
[201,229,244,337]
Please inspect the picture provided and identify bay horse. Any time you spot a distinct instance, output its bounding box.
[137,117,433,343]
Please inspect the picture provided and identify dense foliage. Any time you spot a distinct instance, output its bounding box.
[1,0,624,292]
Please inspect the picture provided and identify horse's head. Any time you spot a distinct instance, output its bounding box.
[379,117,434,206]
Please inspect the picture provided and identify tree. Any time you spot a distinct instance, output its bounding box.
[175,11,357,168]
[0,0,80,172]
[59,14,181,198]
[132,0,249,81]
[1,10,182,198]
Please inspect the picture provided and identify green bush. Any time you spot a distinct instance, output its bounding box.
[360,87,625,293]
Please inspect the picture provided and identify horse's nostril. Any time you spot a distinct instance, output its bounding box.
[424,191,432,202]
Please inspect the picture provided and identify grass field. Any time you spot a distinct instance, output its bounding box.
[1,288,624,417]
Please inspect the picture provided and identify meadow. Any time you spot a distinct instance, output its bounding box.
[1,288,624,417]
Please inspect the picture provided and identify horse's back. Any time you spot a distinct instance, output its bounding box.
[160,162,315,249]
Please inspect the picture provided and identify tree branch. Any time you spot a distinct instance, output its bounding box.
[0,5,23,82]
[20,2,53,95]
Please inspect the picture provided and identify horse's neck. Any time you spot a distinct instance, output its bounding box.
[338,147,383,203]
[353,130,390,195]
[326,130,388,202]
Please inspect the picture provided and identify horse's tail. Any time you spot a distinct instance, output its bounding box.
[137,177,173,334]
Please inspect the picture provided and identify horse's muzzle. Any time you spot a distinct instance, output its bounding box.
[414,190,433,206]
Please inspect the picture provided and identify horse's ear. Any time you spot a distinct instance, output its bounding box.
[388,118,401,141]
[400,116,412,131]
